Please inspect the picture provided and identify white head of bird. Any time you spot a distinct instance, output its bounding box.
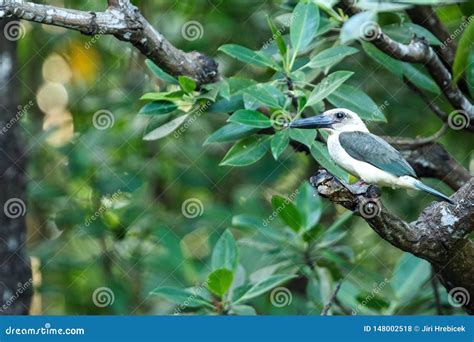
[288,108,368,134]
[287,108,454,204]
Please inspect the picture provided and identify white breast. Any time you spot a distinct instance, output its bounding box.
[326,132,415,189]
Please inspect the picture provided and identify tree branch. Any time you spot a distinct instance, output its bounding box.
[367,31,473,128]
[311,170,474,314]
[384,139,471,191]
[321,282,342,316]
[0,0,220,85]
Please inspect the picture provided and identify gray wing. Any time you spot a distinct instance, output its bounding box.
[339,131,417,178]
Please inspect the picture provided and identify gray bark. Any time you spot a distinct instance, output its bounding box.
[311,170,473,314]
[0,0,219,85]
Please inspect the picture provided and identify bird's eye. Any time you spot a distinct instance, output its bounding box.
[335,112,345,120]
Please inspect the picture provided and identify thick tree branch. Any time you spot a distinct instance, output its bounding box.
[311,170,474,314]
[0,0,219,85]
[367,31,473,128]
[406,6,456,67]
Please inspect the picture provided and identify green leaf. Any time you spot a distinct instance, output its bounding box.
[231,304,257,315]
[289,128,316,148]
[305,71,353,107]
[244,84,284,108]
[271,130,290,160]
[207,269,234,298]
[211,229,238,272]
[307,46,359,69]
[353,1,409,11]
[383,23,442,46]
[151,287,213,308]
[228,109,273,128]
[391,253,431,302]
[402,64,440,95]
[340,11,377,44]
[219,44,278,69]
[219,135,270,166]
[361,41,404,77]
[295,181,321,231]
[145,60,178,84]
[178,76,197,93]
[290,1,320,54]
[271,195,303,232]
[139,101,177,115]
[143,114,189,141]
[227,78,258,94]
[310,141,349,181]
[204,123,259,145]
[234,274,297,304]
[267,16,287,58]
[327,84,386,122]
[453,19,474,82]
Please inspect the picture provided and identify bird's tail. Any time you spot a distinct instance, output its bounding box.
[412,179,454,204]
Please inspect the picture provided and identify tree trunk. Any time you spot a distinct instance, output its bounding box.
[0,18,32,315]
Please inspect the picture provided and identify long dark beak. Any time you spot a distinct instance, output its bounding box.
[287,115,334,129]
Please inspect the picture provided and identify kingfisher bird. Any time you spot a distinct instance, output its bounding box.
[288,108,453,204]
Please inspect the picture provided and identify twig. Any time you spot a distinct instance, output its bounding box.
[368,31,473,124]
[404,79,448,122]
[382,124,448,147]
[321,282,342,315]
